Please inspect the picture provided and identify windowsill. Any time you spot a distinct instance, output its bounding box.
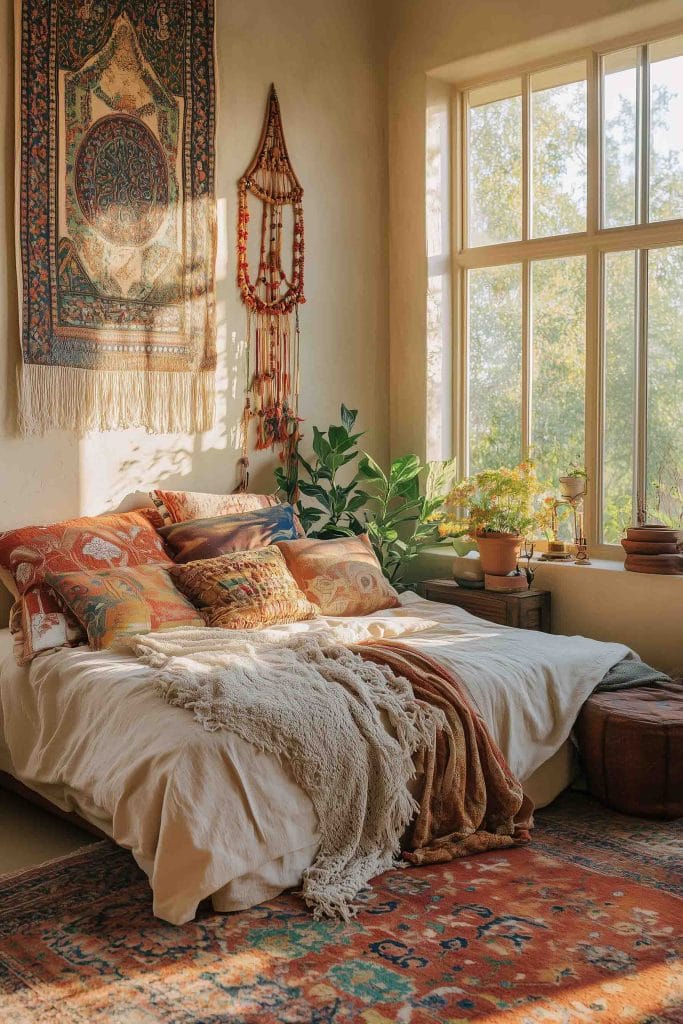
[415,544,683,578]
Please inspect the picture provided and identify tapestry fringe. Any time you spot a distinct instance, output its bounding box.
[19,364,216,437]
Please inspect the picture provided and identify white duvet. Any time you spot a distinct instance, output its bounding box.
[0,594,632,924]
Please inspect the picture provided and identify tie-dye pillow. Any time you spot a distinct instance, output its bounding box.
[169,547,318,630]
[159,504,300,564]
[275,535,400,617]
[45,564,204,651]
[150,489,280,525]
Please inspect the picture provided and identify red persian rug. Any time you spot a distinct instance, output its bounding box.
[0,793,680,1023]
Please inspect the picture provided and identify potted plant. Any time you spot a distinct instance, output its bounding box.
[440,463,544,576]
[559,466,588,501]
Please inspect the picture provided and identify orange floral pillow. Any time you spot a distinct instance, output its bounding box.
[275,535,400,617]
[0,510,171,663]
[46,564,204,651]
[150,489,279,525]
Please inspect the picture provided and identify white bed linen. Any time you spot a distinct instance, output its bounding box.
[0,596,631,924]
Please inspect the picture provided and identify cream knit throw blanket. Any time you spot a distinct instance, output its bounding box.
[125,627,440,920]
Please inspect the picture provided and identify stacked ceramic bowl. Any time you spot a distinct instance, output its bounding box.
[622,525,683,574]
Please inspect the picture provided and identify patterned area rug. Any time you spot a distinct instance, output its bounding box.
[0,793,680,1023]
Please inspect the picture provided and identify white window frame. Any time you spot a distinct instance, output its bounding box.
[448,22,683,558]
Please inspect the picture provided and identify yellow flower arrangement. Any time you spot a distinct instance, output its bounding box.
[439,462,554,540]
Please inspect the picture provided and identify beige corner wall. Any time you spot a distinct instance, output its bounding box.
[386,0,683,670]
[0,0,389,531]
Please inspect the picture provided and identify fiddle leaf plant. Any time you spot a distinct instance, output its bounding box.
[275,404,369,538]
[359,454,457,590]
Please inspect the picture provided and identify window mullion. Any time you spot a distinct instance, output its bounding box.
[586,249,603,544]
[634,248,649,524]
[522,261,531,459]
[588,49,601,234]
[522,74,531,241]
[636,44,649,224]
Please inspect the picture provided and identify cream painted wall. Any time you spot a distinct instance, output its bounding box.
[0,1,389,528]
[385,0,683,671]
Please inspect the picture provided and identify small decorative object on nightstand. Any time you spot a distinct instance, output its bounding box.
[420,579,551,633]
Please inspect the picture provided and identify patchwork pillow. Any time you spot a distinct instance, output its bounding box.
[169,547,317,630]
[150,489,279,525]
[159,504,300,564]
[275,535,400,617]
[0,510,171,663]
[45,564,204,651]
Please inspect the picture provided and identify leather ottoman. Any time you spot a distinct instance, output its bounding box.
[575,682,683,819]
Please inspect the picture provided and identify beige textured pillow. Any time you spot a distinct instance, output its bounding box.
[169,547,318,630]
[275,535,400,617]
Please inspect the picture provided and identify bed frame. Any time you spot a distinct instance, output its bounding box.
[0,770,108,840]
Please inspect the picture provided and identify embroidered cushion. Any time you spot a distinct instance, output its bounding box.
[159,505,300,564]
[150,489,280,525]
[0,510,171,663]
[169,547,317,630]
[275,535,400,617]
[45,564,204,651]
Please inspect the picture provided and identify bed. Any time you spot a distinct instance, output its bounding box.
[0,592,631,925]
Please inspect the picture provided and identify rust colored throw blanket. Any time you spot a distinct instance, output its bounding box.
[354,641,534,864]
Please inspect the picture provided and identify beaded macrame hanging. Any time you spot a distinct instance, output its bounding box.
[236,85,305,493]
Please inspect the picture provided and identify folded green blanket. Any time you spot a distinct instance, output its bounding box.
[596,658,673,692]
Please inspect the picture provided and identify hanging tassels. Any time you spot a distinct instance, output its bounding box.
[237,85,305,490]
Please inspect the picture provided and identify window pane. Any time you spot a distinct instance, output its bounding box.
[531,256,586,490]
[468,265,522,472]
[603,251,637,542]
[647,246,683,527]
[468,80,522,246]
[649,36,683,223]
[426,274,451,461]
[426,106,447,258]
[531,63,587,237]
[603,48,638,228]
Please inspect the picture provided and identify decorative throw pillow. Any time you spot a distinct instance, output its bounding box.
[169,547,318,630]
[159,504,300,564]
[150,489,280,525]
[0,510,171,663]
[275,535,400,617]
[45,564,204,651]
[9,588,85,666]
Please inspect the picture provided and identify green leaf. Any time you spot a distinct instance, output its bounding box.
[393,475,420,500]
[346,513,367,535]
[312,426,331,462]
[298,507,324,532]
[346,491,369,513]
[389,454,421,492]
[298,481,332,509]
[328,424,349,451]
[358,454,387,485]
[341,404,357,431]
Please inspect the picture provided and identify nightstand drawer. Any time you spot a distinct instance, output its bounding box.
[420,579,551,632]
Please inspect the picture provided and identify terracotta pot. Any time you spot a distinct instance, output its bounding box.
[626,525,680,545]
[621,539,678,555]
[559,476,586,500]
[475,531,521,576]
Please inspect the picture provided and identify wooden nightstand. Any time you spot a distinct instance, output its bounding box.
[420,579,551,632]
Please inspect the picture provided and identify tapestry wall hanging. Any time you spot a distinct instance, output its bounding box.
[15,0,217,435]
[237,84,304,493]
